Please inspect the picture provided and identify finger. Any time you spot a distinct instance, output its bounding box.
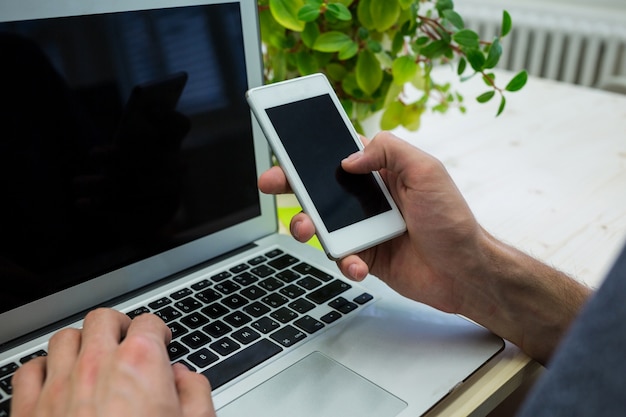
[258,165,292,195]
[80,308,132,350]
[337,255,370,281]
[10,357,47,417]
[289,212,316,243]
[45,328,82,378]
[173,364,216,417]
[124,312,172,348]
[342,131,427,176]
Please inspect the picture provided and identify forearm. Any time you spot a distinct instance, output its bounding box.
[459,229,592,365]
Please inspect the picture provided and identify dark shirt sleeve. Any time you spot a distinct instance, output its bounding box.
[517,241,626,417]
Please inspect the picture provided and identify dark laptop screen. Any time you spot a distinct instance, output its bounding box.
[0,3,260,314]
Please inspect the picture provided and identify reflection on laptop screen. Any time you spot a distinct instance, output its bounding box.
[0,4,260,314]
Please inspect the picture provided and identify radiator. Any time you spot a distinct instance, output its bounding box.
[454,1,626,90]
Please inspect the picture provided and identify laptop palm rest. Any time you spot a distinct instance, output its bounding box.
[217,351,407,417]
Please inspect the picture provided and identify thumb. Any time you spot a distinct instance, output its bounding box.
[341,131,423,176]
[173,363,217,417]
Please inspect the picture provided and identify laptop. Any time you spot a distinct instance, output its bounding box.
[0,1,504,416]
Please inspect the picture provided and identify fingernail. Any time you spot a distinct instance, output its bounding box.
[342,150,363,164]
[291,220,302,240]
[348,263,360,280]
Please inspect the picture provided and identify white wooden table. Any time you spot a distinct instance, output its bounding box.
[377,68,626,415]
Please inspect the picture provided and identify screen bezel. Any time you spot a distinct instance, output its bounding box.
[247,73,406,260]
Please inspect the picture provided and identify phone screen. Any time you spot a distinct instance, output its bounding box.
[266,94,392,232]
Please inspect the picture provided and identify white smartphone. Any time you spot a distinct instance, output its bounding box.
[246,73,406,260]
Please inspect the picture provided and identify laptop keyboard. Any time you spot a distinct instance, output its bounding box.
[0,248,373,415]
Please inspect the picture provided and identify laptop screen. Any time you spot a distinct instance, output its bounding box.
[0,3,262,316]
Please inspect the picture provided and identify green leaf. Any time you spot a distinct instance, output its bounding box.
[435,0,454,15]
[484,37,502,69]
[505,70,528,92]
[312,31,354,52]
[392,55,417,85]
[270,0,306,32]
[401,103,423,131]
[301,22,320,48]
[326,63,348,81]
[326,3,352,21]
[496,95,506,116]
[482,72,495,86]
[298,4,321,22]
[356,49,383,95]
[367,40,383,53]
[419,40,448,59]
[338,41,358,60]
[476,90,495,103]
[442,10,464,29]
[369,0,401,32]
[501,10,512,37]
[453,29,480,49]
[457,57,467,75]
[465,48,485,71]
[380,100,404,130]
[296,51,318,75]
[357,0,375,30]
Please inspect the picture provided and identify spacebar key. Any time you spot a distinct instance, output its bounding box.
[201,339,282,389]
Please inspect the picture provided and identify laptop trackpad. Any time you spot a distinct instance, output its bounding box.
[217,351,407,417]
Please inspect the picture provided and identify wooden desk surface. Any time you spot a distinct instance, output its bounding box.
[380,68,626,415]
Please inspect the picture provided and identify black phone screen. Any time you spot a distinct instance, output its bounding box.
[265,94,392,232]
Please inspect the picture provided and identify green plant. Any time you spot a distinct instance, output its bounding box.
[258,0,528,133]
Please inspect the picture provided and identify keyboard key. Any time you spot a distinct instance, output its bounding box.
[293,263,333,282]
[230,327,261,345]
[181,331,211,350]
[195,289,221,304]
[251,317,280,334]
[329,297,358,314]
[224,311,252,328]
[247,255,267,265]
[230,263,249,273]
[175,297,202,313]
[270,325,307,347]
[233,272,258,286]
[167,341,190,361]
[211,271,232,282]
[353,292,374,305]
[275,269,300,283]
[201,339,282,390]
[262,293,289,308]
[202,303,229,319]
[168,321,189,339]
[148,297,172,310]
[191,279,211,291]
[270,307,298,323]
[288,298,316,314]
[19,350,47,364]
[296,276,322,290]
[0,376,12,396]
[203,321,232,338]
[210,337,240,356]
[240,285,267,300]
[127,306,149,319]
[250,265,275,278]
[320,311,342,324]
[155,306,182,323]
[215,280,241,295]
[267,254,299,270]
[188,348,219,369]
[265,249,283,258]
[175,360,196,372]
[307,280,351,304]
[280,284,306,299]
[243,302,270,318]
[180,312,209,329]
[170,288,192,300]
[294,315,325,334]
[221,294,249,309]
[259,277,284,291]
[0,363,18,379]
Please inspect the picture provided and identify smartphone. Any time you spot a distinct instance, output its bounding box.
[246,73,406,260]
